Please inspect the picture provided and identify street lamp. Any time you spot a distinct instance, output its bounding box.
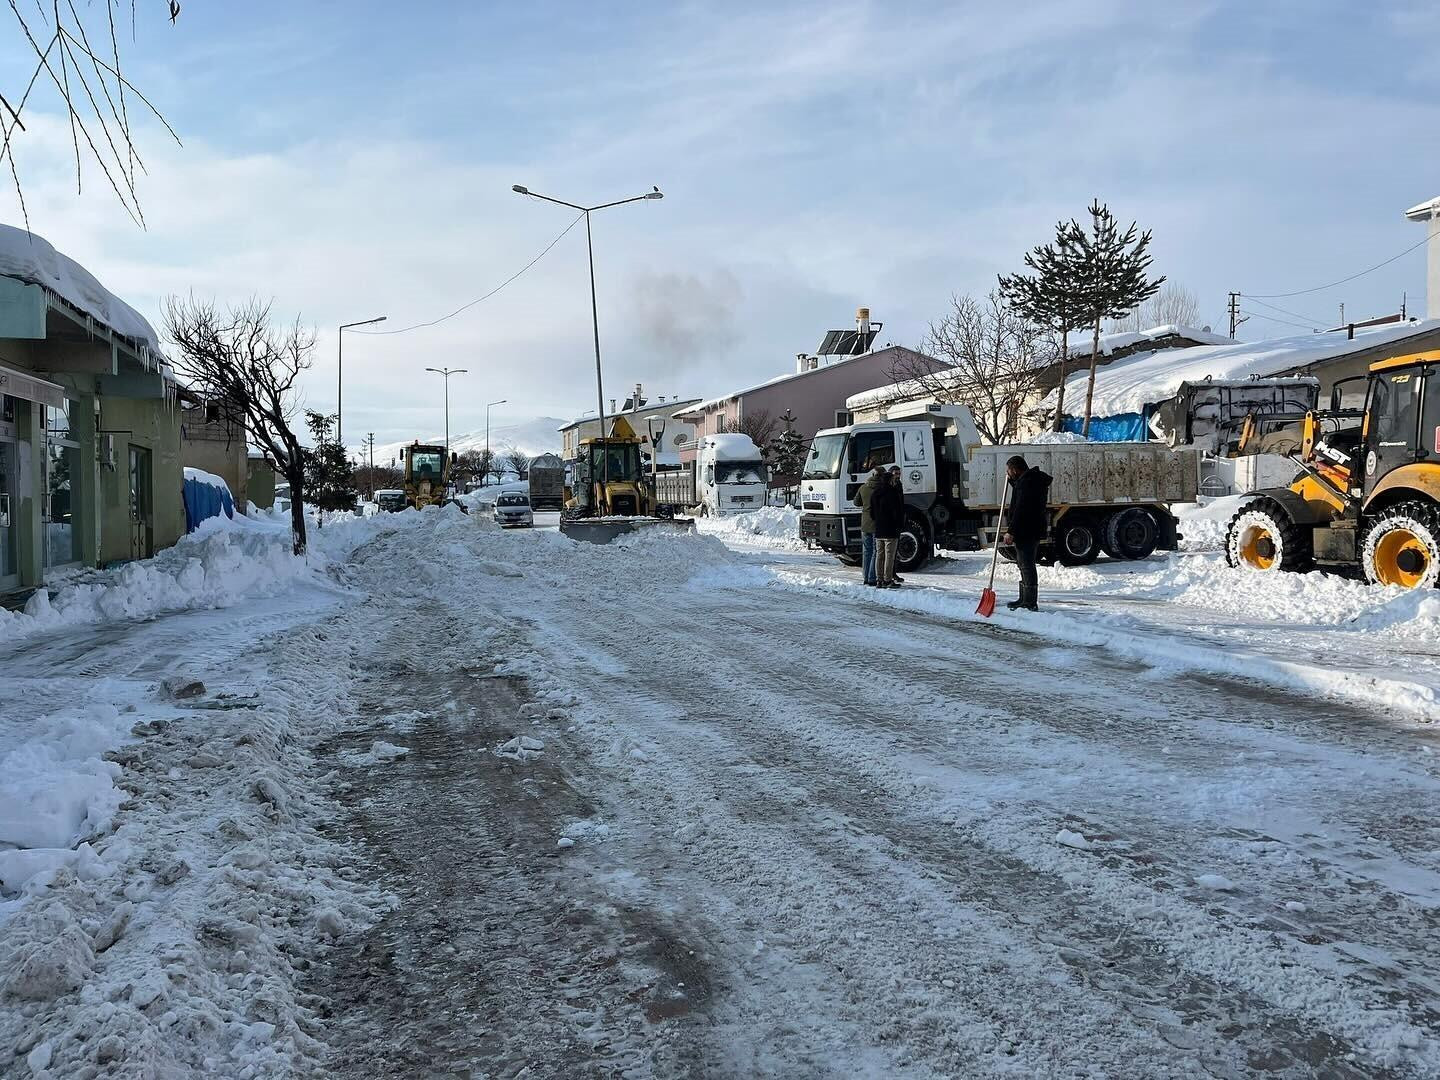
[424,367,468,456]
[337,315,386,447]
[486,398,507,461]
[512,182,663,510]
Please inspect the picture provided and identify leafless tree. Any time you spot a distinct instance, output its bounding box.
[887,292,1053,444]
[3,3,181,229]
[458,448,498,487]
[721,408,776,448]
[502,445,531,479]
[1109,283,1201,333]
[163,296,314,554]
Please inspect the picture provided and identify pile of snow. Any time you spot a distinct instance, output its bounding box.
[0,224,160,351]
[695,505,803,550]
[1174,494,1252,552]
[0,503,423,645]
[1026,431,1090,445]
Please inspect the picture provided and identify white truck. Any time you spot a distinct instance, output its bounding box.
[654,433,768,517]
[797,403,1200,573]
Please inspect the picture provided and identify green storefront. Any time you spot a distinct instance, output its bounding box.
[0,268,183,599]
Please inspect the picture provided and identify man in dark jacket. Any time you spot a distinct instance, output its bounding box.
[871,471,905,587]
[853,467,885,586]
[1002,455,1052,611]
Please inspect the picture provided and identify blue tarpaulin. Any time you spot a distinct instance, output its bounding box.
[1059,411,1150,442]
[183,471,235,532]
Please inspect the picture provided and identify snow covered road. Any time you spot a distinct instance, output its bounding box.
[3,508,1438,1077]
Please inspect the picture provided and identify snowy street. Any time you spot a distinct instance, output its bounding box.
[3,508,1439,1078]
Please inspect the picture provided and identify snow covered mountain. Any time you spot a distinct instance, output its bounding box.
[361,416,565,465]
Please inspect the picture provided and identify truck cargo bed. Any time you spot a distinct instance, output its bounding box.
[964,443,1200,509]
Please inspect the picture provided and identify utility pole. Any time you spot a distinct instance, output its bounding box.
[1339,302,1345,326]
[1227,292,1248,340]
[365,432,376,498]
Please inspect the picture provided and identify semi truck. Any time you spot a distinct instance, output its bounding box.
[653,433,768,517]
[797,403,1200,573]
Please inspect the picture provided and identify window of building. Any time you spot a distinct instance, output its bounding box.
[45,399,82,568]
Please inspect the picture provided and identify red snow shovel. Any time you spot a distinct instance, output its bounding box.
[976,477,1011,618]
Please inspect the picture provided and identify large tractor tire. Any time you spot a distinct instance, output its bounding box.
[1361,501,1440,589]
[1105,507,1159,561]
[895,513,933,573]
[1226,498,1312,574]
[1055,513,1102,566]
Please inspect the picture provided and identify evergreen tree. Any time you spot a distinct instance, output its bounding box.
[303,411,359,512]
[765,409,809,504]
[1071,200,1164,436]
[998,221,1087,431]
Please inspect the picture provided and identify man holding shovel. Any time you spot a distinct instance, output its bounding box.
[1002,455,1051,612]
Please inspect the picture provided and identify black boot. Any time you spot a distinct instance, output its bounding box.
[1006,597,1024,611]
[1023,584,1039,611]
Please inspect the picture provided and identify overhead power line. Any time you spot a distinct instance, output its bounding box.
[1248,235,1429,299]
[1241,308,1317,332]
[353,212,586,336]
[1242,295,1323,326]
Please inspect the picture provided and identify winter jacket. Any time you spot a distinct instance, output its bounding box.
[871,482,905,540]
[853,473,883,534]
[1006,468,1052,544]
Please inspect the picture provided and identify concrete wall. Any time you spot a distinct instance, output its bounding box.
[247,457,277,509]
[95,393,184,565]
[181,407,248,506]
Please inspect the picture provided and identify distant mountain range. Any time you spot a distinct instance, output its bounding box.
[359,416,566,465]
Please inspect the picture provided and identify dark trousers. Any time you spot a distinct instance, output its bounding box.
[1014,538,1039,608]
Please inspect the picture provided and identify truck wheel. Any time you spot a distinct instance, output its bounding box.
[1105,507,1158,560]
[1226,498,1311,574]
[1056,514,1102,566]
[896,515,933,572]
[1362,501,1440,589]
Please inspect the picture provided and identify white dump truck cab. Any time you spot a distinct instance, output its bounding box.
[695,434,768,516]
[798,404,980,570]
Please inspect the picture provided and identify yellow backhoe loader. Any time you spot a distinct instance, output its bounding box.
[1226,352,1440,588]
[561,416,695,543]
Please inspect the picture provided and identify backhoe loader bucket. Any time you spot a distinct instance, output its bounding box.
[559,516,697,544]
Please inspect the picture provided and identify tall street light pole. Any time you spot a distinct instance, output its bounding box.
[337,315,386,447]
[425,367,467,457]
[486,398,507,461]
[512,183,662,510]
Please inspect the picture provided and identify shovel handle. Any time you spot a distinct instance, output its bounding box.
[986,477,1011,591]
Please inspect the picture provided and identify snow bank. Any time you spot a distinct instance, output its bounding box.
[1028,431,1090,445]
[695,506,803,550]
[0,506,418,645]
[1174,494,1253,552]
[0,224,160,351]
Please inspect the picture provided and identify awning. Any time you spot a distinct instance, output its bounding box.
[0,360,66,409]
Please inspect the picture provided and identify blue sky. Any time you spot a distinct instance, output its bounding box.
[3,1,1438,450]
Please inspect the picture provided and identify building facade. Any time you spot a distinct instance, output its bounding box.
[1,228,183,598]
[559,393,702,463]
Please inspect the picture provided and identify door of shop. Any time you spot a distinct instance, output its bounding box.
[0,436,18,592]
[129,445,153,561]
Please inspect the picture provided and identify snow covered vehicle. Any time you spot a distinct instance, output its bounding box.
[653,433,768,517]
[375,489,407,513]
[797,403,1200,573]
[1226,352,1440,588]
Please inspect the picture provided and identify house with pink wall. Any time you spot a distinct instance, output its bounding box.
[671,345,945,462]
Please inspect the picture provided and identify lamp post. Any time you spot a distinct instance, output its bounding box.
[424,366,467,457]
[512,182,662,510]
[486,398,507,461]
[337,315,386,447]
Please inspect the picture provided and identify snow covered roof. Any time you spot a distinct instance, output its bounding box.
[678,345,917,416]
[1064,324,1230,358]
[1042,319,1440,416]
[0,224,161,352]
[1404,196,1440,220]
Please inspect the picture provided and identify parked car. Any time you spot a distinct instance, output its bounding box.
[493,491,533,527]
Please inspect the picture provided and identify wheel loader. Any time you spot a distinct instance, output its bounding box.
[561,415,695,543]
[1226,352,1440,588]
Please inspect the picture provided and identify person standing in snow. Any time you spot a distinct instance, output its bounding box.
[872,469,905,588]
[887,466,906,584]
[854,466,885,586]
[1002,455,1051,611]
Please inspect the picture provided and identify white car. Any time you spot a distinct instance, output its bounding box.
[493,491,534,527]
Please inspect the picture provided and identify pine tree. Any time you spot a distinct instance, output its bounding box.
[998,221,1087,431]
[765,409,809,504]
[1071,200,1164,436]
[303,411,359,513]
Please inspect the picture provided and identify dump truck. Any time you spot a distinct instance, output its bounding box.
[398,442,455,509]
[1226,351,1440,588]
[562,416,695,543]
[653,433,768,517]
[797,403,1200,573]
[527,453,565,510]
